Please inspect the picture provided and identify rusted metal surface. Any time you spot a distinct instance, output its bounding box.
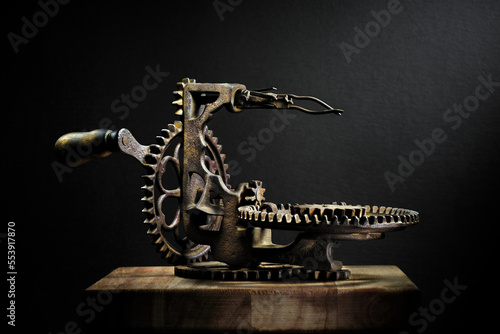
[54,78,419,280]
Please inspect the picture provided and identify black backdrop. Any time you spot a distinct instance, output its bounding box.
[5,1,499,333]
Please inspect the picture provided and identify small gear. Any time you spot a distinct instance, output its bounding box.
[239,180,266,206]
[175,261,350,281]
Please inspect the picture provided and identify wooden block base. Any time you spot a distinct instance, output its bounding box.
[84,265,420,333]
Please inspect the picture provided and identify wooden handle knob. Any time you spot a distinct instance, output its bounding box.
[54,129,119,167]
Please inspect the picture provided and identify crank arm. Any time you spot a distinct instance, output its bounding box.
[54,128,147,167]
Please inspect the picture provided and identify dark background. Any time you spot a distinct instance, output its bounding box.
[5,0,499,333]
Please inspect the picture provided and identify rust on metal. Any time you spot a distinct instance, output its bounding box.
[54,78,419,280]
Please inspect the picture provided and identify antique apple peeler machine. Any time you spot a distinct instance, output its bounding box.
[55,78,419,281]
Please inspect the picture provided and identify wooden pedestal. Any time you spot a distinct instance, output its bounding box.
[84,265,420,333]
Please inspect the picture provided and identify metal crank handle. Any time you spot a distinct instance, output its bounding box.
[54,128,147,167]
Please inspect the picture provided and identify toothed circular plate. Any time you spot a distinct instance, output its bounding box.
[141,122,231,264]
[238,203,419,234]
[175,261,351,281]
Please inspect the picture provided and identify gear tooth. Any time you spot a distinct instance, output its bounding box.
[340,215,349,225]
[372,206,379,213]
[303,214,311,225]
[332,215,339,225]
[216,144,222,153]
[267,212,275,222]
[321,215,330,225]
[148,227,159,235]
[167,124,177,132]
[360,216,369,226]
[173,120,182,130]
[294,214,301,224]
[144,218,156,226]
[313,214,320,225]
[284,213,293,223]
[254,211,260,221]
[175,109,183,116]
[319,207,326,217]
[260,212,268,222]
[142,207,154,215]
[172,98,183,106]
[173,90,183,97]
[276,213,283,223]
[164,249,175,260]
[351,216,359,226]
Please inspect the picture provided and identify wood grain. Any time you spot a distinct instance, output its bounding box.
[84,265,420,333]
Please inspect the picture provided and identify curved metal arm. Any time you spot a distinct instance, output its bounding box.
[234,89,344,115]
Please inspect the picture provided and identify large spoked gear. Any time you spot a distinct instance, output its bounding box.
[141,121,230,264]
